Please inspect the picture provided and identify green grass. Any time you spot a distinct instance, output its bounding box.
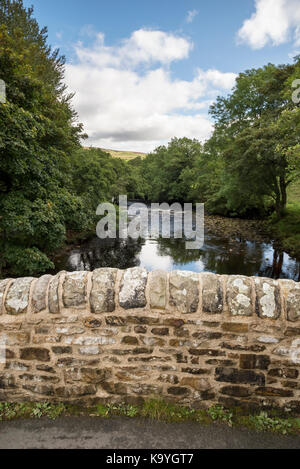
[84,146,146,160]
[1,400,300,436]
[102,149,146,160]
[288,180,300,204]
[269,202,300,259]
[266,179,300,259]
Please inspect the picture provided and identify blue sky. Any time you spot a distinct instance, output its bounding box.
[23,0,300,151]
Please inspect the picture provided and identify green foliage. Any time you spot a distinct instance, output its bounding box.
[0,1,88,277]
[249,412,292,435]
[1,400,300,436]
[141,399,196,423]
[130,138,204,203]
[207,405,233,426]
[105,403,139,418]
[0,401,66,420]
[268,202,300,258]
[209,60,300,218]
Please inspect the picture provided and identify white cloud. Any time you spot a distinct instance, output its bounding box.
[237,0,300,49]
[75,29,192,67]
[186,9,198,24]
[65,29,237,152]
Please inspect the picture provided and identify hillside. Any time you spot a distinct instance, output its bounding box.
[84,147,146,160]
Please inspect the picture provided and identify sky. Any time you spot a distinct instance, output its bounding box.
[23,0,300,152]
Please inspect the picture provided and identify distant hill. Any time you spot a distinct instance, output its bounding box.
[84,147,146,160]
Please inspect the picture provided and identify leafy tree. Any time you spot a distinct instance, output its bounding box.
[209,60,300,217]
[0,1,86,277]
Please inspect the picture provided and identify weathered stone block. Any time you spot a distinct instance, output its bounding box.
[19,373,59,384]
[32,275,53,313]
[0,374,15,389]
[20,347,50,362]
[23,384,55,396]
[175,328,190,338]
[90,268,118,313]
[119,267,148,309]
[268,368,298,379]
[55,385,96,398]
[254,277,281,319]
[5,277,35,315]
[254,387,293,398]
[220,386,252,397]
[158,374,179,385]
[84,318,102,328]
[115,368,148,382]
[151,327,169,336]
[181,367,209,375]
[57,357,99,367]
[106,317,128,327]
[280,279,300,322]
[5,332,30,346]
[201,273,223,314]
[256,336,279,344]
[227,276,253,316]
[285,327,300,337]
[127,316,159,325]
[215,367,265,386]
[5,362,30,372]
[167,386,190,396]
[79,346,101,355]
[101,382,127,395]
[239,354,270,370]
[121,336,139,345]
[169,270,199,314]
[65,367,111,384]
[130,383,161,395]
[180,377,211,391]
[63,271,88,308]
[36,365,55,374]
[163,318,185,328]
[149,270,167,309]
[192,331,222,340]
[189,348,226,357]
[222,322,249,333]
[52,346,72,354]
[140,336,165,347]
[48,273,63,314]
[0,279,12,314]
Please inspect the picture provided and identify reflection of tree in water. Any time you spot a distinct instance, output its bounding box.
[65,237,143,271]
[156,237,202,264]
[156,235,298,279]
[59,228,300,280]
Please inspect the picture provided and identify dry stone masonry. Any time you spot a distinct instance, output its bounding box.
[1,268,300,413]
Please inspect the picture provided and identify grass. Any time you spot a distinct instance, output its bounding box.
[266,179,300,259]
[102,149,146,160]
[1,400,300,436]
[84,146,146,161]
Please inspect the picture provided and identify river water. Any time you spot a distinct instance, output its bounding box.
[55,206,300,281]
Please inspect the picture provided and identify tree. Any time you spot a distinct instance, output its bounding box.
[0,1,86,276]
[209,60,300,217]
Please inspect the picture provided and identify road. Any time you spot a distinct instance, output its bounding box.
[0,416,300,449]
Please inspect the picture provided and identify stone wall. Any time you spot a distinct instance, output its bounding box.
[1,268,300,413]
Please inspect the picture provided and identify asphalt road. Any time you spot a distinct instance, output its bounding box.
[0,416,300,449]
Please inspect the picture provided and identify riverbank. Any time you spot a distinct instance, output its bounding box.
[266,203,300,260]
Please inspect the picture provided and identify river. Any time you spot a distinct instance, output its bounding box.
[54,205,300,281]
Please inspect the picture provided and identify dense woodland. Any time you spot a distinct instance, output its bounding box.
[1,0,300,278]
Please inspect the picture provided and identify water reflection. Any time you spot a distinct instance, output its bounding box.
[56,229,300,281]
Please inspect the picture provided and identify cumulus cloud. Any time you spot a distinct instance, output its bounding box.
[65,29,237,152]
[237,0,300,49]
[186,10,198,24]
